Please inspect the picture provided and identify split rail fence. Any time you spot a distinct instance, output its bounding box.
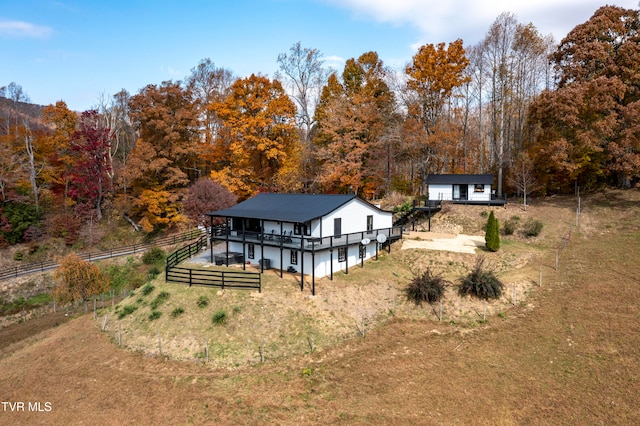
[0,228,205,281]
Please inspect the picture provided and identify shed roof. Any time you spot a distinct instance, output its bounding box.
[207,193,379,223]
[426,174,494,185]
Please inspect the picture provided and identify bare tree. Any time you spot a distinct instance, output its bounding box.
[276,42,328,145]
[508,152,538,211]
[186,58,235,145]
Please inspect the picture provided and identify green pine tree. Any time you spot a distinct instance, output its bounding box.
[485,211,500,252]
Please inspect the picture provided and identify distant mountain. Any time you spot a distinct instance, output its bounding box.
[0,96,47,132]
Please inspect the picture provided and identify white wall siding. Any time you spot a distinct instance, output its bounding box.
[226,240,382,279]
[429,184,491,201]
[428,184,453,201]
[468,184,491,201]
[322,199,392,237]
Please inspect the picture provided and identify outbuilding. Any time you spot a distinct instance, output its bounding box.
[426,174,504,205]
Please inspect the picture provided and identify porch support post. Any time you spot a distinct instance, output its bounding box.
[209,215,214,264]
[241,218,246,270]
[260,220,264,273]
[300,236,304,292]
[345,233,349,275]
[361,232,364,268]
[279,222,283,278]
[387,228,391,253]
[311,242,316,296]
[225,218,230,267]
[329,236,334,280]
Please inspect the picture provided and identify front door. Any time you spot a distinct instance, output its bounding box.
[454,184,468,200]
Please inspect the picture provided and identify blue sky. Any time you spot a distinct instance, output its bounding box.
[1,0,637,111]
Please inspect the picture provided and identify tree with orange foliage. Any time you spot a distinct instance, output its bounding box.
[405,40,470,192]
[52,253,109,304]
[529,5,640,191]
[126,81,199,231]
[209,74,301,199]
[313,52,395,198]
[41,101,78,206]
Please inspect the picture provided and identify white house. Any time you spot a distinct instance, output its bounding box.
[206,193,402,294]
[427,174,497,203]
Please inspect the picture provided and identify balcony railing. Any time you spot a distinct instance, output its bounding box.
[211,226,403,251]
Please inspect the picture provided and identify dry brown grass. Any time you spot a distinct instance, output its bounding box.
[1,189,639,424]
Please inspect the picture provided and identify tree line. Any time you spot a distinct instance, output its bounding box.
[1,5,638,246]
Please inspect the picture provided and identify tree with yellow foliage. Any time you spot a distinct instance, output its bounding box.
[209,74,301,198]
[52,253,109,304]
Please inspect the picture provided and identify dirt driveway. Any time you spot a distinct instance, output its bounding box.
[401,231,485,254]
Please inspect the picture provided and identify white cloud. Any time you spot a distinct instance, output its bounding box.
[324,55,346,71]
[0,19,53,38]
[322,0,638,45]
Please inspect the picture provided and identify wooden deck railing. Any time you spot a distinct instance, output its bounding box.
[165,235,261,292]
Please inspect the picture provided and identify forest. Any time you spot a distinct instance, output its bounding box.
[0,5,638,247]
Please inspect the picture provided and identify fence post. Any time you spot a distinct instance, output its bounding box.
[483,299,486,321]
[189,269,193,287]
[539,265,542,287]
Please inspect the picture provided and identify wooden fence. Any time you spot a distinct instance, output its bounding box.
[0,228,205,282]
[165,235,208,269]
[165,236,261,292]
[165,267,261,292]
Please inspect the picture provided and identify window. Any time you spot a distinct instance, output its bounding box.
[338,247,346,262]
[294,221,312,236]
[290,250,298,265]
[474,184,485,192]
[367,215,373,232]
[334,218,342,237]
[248,244,255,259]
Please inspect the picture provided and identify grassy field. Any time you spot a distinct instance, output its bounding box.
[0,189,639,424]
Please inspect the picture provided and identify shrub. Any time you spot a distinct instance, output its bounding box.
[392,201,413,213]
[458,257,504,300]
[150,291,170,310]
[142,247,165,265]
[118,304,138,319]
[523,219,543,237]
[485,211,500,252]
[171,307,185,318]
[212,309,227,325]
[404,268,448,305]
[147,266,161,279]
[196,295,209,308]
[501,217,519,235]
[148,310,162,321]
[141,284,155,296]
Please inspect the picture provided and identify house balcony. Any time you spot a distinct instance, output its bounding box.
[210,226,403,251]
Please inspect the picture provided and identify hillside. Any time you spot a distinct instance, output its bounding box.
[0,189,639,424]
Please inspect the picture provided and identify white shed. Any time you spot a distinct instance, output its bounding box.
[427,174,494,202]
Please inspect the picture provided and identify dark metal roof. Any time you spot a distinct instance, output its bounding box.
[426,174,494,185]
[207,193,368,223]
